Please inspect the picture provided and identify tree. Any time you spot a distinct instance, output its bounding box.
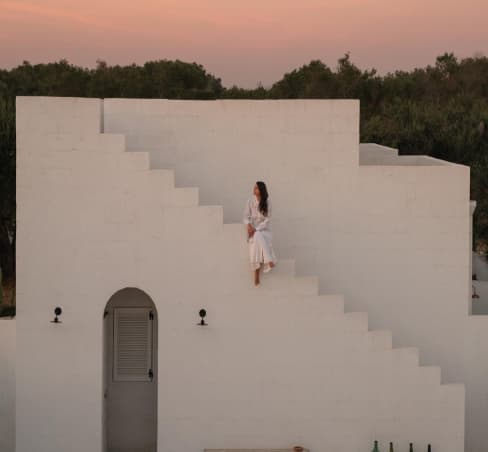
[1,52,488,305]
[0,96,15,305]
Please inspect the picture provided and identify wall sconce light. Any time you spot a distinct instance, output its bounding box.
[198,308,207,326]
[50,306,62,323]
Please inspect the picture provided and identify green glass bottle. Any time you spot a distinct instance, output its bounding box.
[409,443,414,452]
[389,442,394,452]
[372,440,380,452]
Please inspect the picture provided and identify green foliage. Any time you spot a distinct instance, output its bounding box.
[0,303,16,317]
[1,52,488,307]
[85,59,223,99]
[0,95,15,306]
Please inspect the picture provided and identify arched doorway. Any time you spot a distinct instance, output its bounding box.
[102,287,158,452]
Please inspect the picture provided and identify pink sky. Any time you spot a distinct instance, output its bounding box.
[1,0,487,88]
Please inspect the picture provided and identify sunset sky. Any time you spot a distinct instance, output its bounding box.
[1,0,487,88]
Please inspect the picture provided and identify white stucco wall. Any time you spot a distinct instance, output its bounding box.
[0,319,16,452]
[103,98,486,452]
[16,97,105,452]
[14,96,466,452]
[463,318,488,452]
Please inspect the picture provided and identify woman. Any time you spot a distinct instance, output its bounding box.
[243,181,277,285]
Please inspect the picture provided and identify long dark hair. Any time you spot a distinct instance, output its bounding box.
[256,181,269,216]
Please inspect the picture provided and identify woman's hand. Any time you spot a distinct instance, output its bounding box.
[247,223,255,238]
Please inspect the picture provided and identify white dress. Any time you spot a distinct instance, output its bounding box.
[243,194,277,273]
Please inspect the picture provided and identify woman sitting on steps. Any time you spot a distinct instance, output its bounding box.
[243,181,277,286]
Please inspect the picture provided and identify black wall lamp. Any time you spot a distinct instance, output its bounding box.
[198,308,207,326]
[50,306,62,323]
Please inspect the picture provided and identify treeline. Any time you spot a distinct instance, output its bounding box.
[1,52,487,304]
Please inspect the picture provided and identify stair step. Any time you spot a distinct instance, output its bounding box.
[25,148,152,187]
[293,275,319,295]
[134,187,199,208]
[344,312,368,332]
[118,169,197,207]
[144,168,176,189]
[368,330,393,351]
[365,347,420,371]
[390,347,420,367]
[258,274,317,295]
[417,366,441,385]
[31,149,123,171]
[170,187,199,206]
[45,132,126,153]
[377,365,441,385]
[213,294,360,333]
[119,151,149,171]
[271,258,295,277]
[271,293,345,321]
[161,205,224,238]
[303,294,344,316]
[125,169,175,193]
[255,273,318,296]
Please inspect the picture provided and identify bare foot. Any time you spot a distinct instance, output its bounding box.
[269,261,275,268]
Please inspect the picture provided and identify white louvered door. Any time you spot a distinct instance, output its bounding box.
[106,304,157,452]
[113,307,154,382]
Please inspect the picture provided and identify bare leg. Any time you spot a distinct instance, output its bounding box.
[254,267,260,285]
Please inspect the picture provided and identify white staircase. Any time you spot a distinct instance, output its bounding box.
[24,131,464,452]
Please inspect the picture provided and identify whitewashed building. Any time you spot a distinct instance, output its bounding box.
[1,95,487,452]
